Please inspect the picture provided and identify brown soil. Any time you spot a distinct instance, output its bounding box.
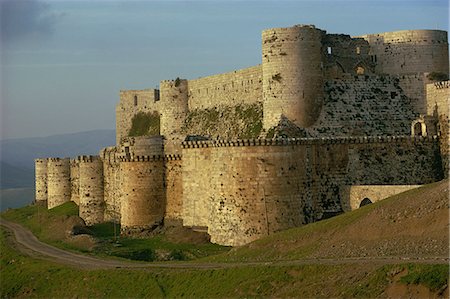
[242,179,449,260]
[385,268,449,299]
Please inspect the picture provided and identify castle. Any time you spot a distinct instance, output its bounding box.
[34,25,449,246]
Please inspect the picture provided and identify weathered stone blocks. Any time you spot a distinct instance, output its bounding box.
[47,158,71,209]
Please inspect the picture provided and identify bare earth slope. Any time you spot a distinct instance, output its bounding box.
[222,179,449,262]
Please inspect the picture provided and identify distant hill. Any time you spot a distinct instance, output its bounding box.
[0,130,115,189]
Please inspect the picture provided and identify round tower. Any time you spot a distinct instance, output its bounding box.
[262,25,325,130]
[35,158,48,205]
[47,158,71,209]
[159,79,189,146]
[79,155,105,225]
[119,156,165,233]
[70,158,80,205]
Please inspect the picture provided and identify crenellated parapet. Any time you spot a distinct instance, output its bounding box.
[181,135,439,148]
[47,158,71,209]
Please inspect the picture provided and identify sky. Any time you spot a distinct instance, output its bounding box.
[0,0,448,140]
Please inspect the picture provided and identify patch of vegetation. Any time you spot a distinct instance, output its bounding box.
[128,111,160,137]
[400,264,449,291]
[182,103,263,139]
[0,228,400,299]
[427,72,449,82]
[174,77,181,87]
[1,203,229,262]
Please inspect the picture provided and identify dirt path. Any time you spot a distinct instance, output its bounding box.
[1,218,448,270]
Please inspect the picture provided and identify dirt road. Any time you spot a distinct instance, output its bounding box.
[1,218,448,270]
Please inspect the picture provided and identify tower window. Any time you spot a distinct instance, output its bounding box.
[356,46,361,54]
[134,95,138,106]
[327,46,332,55]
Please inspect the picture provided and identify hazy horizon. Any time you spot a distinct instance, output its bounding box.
[1,0,448,139]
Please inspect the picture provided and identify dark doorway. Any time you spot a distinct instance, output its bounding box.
[359,197,372,207]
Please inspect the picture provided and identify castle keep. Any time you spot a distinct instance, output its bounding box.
[35,25,449,246]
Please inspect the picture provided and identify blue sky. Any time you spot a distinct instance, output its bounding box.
[1,0,448,139]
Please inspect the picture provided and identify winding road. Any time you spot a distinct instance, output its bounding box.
[1,218,448,270]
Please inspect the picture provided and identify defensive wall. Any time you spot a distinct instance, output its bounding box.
[35,24,449,246]
[340,185,421,211]
[47,158,71,209]
[358,30,449,76]
[181,135,442,246]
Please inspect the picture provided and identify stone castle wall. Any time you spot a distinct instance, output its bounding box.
[34,159,48,205]
[181,136,441,246]
[47,158,71,209]
[164,156,183,224]
[359,30,449,76]
[79,156,104,226]
[70,158,80,205]
[308,75,418,137]
[100,147,121,222]
[119,156,165,233]
[341,185,421,211]
[426,81,450,177]
[116,89,160,144]
[188,65,263,110]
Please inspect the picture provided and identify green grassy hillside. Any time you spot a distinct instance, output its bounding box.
[1,180,448,298]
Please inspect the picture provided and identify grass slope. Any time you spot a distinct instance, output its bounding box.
[209,179,449,263]
[1,180,448,298]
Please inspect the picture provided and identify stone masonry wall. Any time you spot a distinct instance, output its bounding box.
[79,155,104,226]
[47,158,71,209]
[426,81,449,177]
[182,147,212,228]
[340,185,421,211]
[358,30,449,76]
[100,147,121,222]
[116,89,160,144]
[182,136,441,246]
[164,156,183,224]
[187,65,262,110]
[35,159,48,205]
[119,156,165,233]
[308,76,418,137]
[70,158,80,205]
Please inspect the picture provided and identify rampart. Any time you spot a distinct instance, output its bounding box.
[188,65,262,110]
[119,156,165,234]
[36,24,449,246]
[358,30,449,76]
[47,158,71,209]
[34,159,48,205]
[70,158,80,205]
[78,155,104,225]
[181,136,442,246]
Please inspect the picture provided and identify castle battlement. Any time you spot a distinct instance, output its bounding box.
[181,135,439,148]
[35,23,449,246]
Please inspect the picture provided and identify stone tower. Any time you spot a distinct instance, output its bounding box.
[119,156,165,233]
[359,30,449,76]
[34,158,48,205]
[79,155,105,226]
[47,158,71,209]
[262,25,325,130]
[159,79,189,145]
